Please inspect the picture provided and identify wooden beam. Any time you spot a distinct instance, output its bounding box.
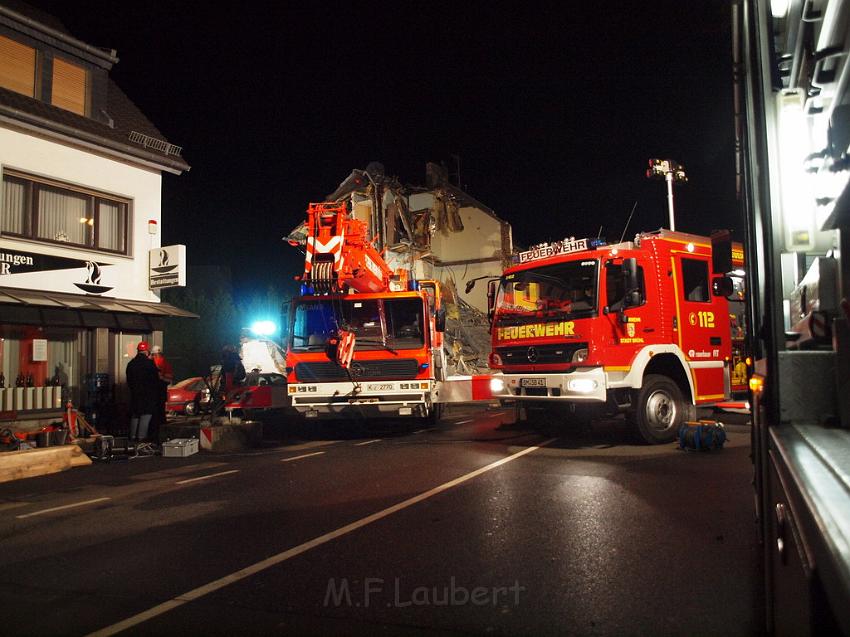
[0,445,91,484]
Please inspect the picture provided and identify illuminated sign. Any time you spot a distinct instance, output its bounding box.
[515,237,589,264]
[496,321,575,341]
[149,244,186,289]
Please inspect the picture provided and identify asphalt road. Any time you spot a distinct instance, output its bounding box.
[0,407,762,636]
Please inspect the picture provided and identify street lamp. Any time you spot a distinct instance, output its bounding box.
[646,159,687,231]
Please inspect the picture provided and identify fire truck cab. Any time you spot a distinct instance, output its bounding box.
[488,230,734,443]
[285,201,490,422]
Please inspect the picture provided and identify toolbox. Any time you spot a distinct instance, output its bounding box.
[162,438,199,457]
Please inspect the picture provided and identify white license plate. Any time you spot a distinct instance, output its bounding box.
[520,378,546,388]
[366,383,394,391]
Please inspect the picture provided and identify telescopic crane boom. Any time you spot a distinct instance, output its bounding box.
[301,202,403,294]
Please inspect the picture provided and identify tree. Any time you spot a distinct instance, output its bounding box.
[235,284,290,346]
[162,286,240,380]
[161,273,292,381]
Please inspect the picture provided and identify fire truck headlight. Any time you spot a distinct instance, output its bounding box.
[572,348,588,363]
[489,377,506,393]
[568,379,598,393]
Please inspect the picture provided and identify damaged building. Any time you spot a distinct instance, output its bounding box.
[286,162,512,374]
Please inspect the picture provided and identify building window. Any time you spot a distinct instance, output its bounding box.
[681,258,710,302]
[0,34,37,98]
[2,172,130,254]
[605,262,646,307]
[0,325,85,411]
[51,56,87,116]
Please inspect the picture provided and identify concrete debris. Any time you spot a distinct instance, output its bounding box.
[284,162,511,374]
[441,278,493,375]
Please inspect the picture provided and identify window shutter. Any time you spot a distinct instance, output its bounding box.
[0,35,36,97]
[51,57,87,115]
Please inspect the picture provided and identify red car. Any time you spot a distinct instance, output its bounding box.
[166,377,209,416]
[225,372,291,419]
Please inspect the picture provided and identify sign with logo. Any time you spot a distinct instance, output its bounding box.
[515,237,590,264]
[0,248,114,294]
[496,321,576,341]
[149,245,186,289]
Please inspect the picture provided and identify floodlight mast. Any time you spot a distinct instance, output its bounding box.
[646,159,687,231]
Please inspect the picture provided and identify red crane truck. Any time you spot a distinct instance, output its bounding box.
[285,202,491,422]
[485,230,736,443]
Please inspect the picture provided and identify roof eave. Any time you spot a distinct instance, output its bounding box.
[0,107,190,174]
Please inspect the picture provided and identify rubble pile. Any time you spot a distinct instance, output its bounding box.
[442,290,493,376]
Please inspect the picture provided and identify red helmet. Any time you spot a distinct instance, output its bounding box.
[137,341,150,352]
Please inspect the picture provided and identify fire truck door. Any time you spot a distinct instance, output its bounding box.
[674,255,727,401]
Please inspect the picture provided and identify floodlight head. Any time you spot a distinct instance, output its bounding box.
[250,320,277,336]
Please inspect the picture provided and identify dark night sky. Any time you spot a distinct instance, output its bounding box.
[25,1,738,297]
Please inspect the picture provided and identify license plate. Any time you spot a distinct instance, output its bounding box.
[366,383,394,391]
[520,378,546,388]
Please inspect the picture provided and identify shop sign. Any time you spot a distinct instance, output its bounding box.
[32,339,47,361]
[1,249,79,275]
[149,245,186,289]
[0,248,113,294]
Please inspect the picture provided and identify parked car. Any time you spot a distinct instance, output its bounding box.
[166,377,207,416]
[225,372,291,420]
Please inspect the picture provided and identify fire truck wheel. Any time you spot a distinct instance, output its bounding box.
[632,374,694,444]
[427,402,444,426]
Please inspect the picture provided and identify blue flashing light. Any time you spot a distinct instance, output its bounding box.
[589,237,607,248]
[408,280,421,291]
[419,363,430,370]
[300,283,315,296]
[250,320,277,336]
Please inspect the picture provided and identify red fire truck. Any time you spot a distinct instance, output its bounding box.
[486,230,736,443]
[285,202,490,421]
[728,242,748,396]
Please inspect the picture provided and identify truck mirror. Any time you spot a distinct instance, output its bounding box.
[712,275,734,297]
[486,280,497,329]
[435,308,446,332]
[487,280,497,314]
[624,290,641,308]
[623,258,638,291]
[711,230,733,274]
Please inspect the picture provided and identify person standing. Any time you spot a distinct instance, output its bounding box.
[150,345,173,442]
[126,341,160,443]
[220,344,245,394]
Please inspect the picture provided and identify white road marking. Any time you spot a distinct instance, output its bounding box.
[86,438,556,637]
[354,439,381,446]
[412,429,427,434]
[0,501,29,512]
[454,419,474,424]
[280,451,325,462]
[284,440,341,451]
[175,470,240,485]
[131,463,228,481]
[16,497,111,519]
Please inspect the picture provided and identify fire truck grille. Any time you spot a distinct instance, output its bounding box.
[295,359,420,382]
[496,343,587,365]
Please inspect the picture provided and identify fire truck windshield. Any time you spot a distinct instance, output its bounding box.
[495,260,598,325]
[290,297,425,351]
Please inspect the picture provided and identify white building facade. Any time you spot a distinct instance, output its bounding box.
[0,3,192,428]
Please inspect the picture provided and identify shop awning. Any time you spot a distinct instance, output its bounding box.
[0,286,198,329]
